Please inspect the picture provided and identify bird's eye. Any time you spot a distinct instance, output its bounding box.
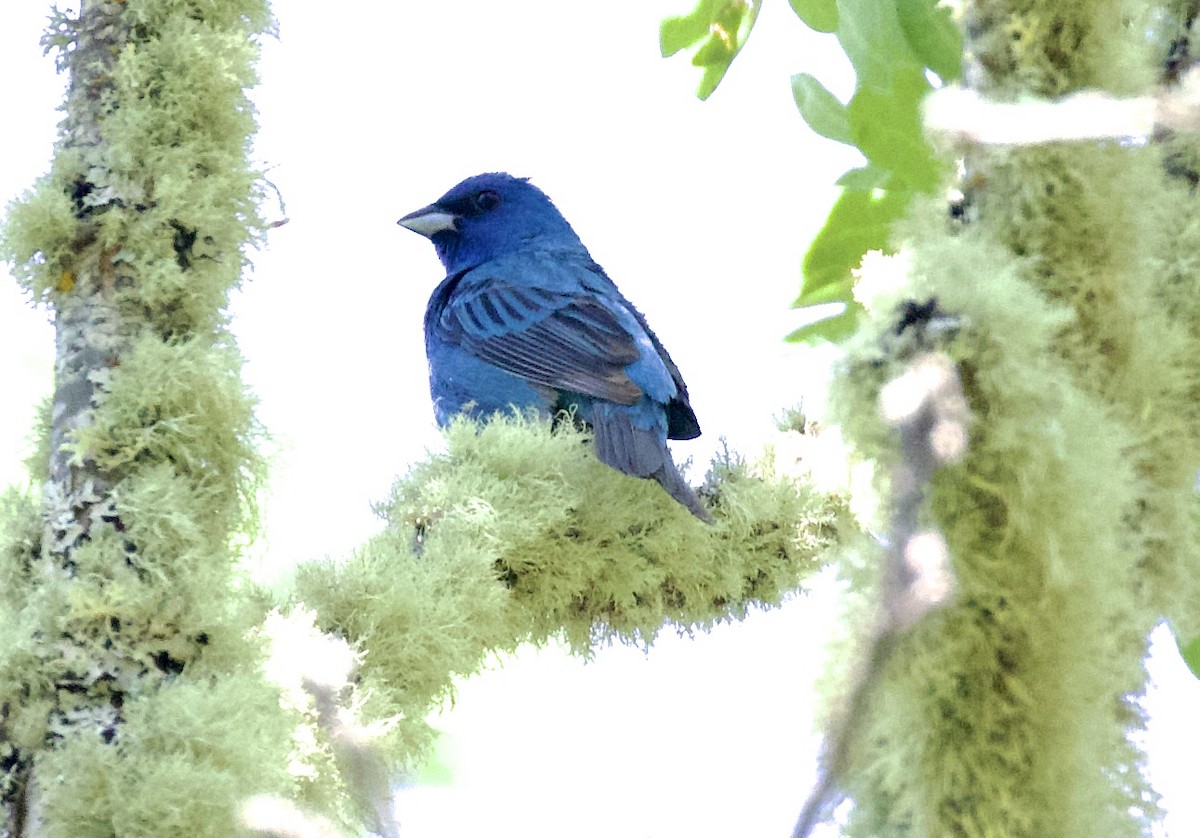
[474,189,502,212]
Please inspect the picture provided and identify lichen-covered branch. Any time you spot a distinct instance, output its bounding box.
[295,413,847,760]
[0,2,329,834]
[794,348,969,838]
[0,5,858,833]
[815,1,1200,835]
[2,3,852,831]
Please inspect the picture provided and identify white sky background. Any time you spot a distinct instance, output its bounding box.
[1,2,1198,836]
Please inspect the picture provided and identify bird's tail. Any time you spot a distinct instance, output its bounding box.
[649,456,711,522]
[591,404,710,522]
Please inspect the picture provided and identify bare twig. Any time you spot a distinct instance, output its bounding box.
[793,353,969,838]
[925,67,1200,145]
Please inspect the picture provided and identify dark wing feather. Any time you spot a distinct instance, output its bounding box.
[635,313,701,440]
[438,276,645,406]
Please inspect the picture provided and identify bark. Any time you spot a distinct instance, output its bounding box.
[4,5,140,833]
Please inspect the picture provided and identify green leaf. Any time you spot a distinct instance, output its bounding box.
[661,0,761,99]
[660,0,953,345]
[660,0,716,57]
[835,0,918,90]
[896,0,963,81]
[1180,635,1200,679]
[791,73,852,144]
[788,0,838,33]
[835,165,891,190]
[792,275,855,308]
[802,187,912,290]
[847,72,940,190]
[786,305,862,343]
[696,64,730,100]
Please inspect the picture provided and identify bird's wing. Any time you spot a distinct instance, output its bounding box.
[436,263,647,406]
[629,309,701,440]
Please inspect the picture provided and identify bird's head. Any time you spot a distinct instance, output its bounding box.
[398,173,583,272]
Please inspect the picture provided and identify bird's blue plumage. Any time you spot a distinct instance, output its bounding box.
[399,173,707,519]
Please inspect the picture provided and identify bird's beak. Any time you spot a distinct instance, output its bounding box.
[397,204,459,238]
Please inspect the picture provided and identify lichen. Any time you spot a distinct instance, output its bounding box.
[825,144,1200,837]
[816,2,1200,830]
[35,673,297,838]
[0,1,334,832]
[296,412,847,769]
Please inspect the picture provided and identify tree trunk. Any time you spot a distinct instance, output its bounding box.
[1,2,285,833]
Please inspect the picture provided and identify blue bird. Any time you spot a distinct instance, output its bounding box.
[397,173,708,520]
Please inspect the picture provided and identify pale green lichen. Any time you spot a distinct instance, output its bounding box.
[831,226,1162,835]
[35,673,297,838]
[0,0,345,832]
[0,488,40,608]
[0,178,77,297]
[973,143,1200,633]
[121,0,277,33]
[826,140,1200,838]
[2,0,848,823]
[382,414,839,653]
[297,413,846,765]
[21,397,54,490]
[819,4,1200,831]
[70,332,266,537]
[0,1,271,336]
[969,0,1156,98]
